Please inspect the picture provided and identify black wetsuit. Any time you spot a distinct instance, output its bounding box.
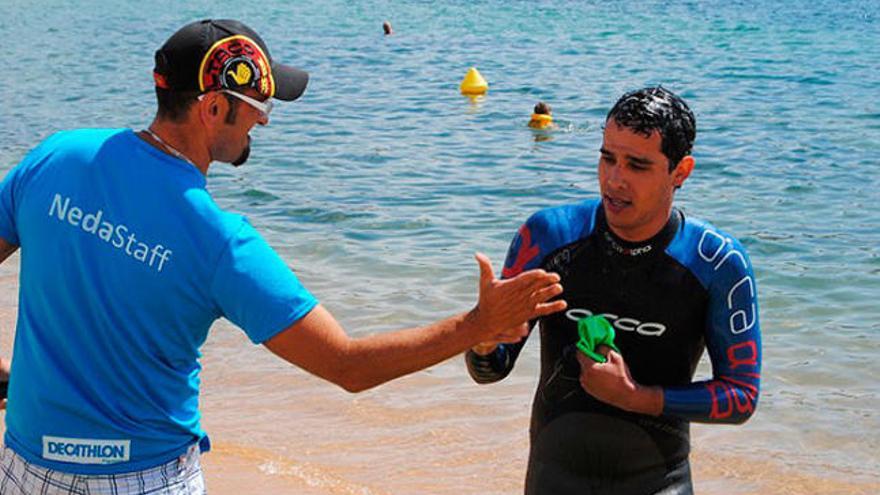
[467,199,761,495]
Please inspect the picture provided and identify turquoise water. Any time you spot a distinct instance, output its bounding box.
[1,0,879,490]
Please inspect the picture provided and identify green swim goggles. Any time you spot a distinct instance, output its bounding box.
[576,315,620,363]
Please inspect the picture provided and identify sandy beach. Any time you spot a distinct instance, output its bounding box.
[198,442,880,495]
[1,252,877,494]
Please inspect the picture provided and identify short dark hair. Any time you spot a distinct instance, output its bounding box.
[155,88,199,122]
[606,87,696,171]
[534,102,551,115]
[155,89,241,124]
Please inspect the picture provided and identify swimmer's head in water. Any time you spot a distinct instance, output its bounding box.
[606,87,695,171]
[529,101,554,129]
[383,21,393,35]
[534,102,552,115]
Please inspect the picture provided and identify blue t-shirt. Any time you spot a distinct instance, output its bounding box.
[0,129,318,474]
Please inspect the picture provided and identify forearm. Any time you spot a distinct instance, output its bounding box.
[342,310,485,391]
[267,304,502,392]
[622,383,664,416]
[663,375,760,424]
[674,319,761,423]
[267,258,564,393]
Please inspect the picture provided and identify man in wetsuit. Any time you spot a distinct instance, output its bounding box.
[466,87,761,494]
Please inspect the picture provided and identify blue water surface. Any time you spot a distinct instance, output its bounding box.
[1,0,878,483]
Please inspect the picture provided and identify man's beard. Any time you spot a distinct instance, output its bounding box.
[231,136,251,167]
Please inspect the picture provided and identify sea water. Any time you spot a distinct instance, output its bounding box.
[0,1,877,493]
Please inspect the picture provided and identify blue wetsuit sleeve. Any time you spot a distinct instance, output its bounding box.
[466,220,545,384]
[663,237,762,424]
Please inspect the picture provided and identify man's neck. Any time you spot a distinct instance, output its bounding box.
[141,120,211,175]
[606,206,674,243]
[601,206,679,256]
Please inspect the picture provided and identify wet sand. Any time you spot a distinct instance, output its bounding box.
[196,427,880,494]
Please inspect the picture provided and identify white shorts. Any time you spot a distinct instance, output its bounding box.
[0,444,206,495]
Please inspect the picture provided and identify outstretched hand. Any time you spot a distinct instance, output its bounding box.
[469,253,566,347]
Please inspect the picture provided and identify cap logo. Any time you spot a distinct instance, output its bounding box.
[198,35,275,97]
[225,58,255,87]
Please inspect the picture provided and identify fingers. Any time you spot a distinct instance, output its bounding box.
[595,345,613,358]
[503,269,563,308]
[508,268,560,288]
[531,299,568,318]
[472,257,565,333]
[474,252,495,289]
[606,349,623,365]
[532,283,564,304]
[575,349,602,368]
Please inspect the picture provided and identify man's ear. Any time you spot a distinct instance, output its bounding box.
[198,92,225,127]
[672,156,695,189]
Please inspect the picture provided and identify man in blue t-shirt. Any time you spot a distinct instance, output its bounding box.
[466,87,762,494]
[0,19,567,494]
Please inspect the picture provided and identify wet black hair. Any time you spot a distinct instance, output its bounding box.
[155,88,199,122]
[606,87,696,171]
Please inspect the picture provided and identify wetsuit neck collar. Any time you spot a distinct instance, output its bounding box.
[597,207,682,258]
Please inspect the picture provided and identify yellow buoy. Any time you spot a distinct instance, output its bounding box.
[460,67,489,95]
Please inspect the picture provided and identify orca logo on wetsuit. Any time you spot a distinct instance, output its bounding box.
[697,229,757,335]
[564,308,667,337]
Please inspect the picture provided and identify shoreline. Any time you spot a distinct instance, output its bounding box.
[199,437,880,495]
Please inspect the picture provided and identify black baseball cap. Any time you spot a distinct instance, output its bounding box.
[153,19,309,101]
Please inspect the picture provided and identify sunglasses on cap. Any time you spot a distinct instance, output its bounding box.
[199,90,274,118]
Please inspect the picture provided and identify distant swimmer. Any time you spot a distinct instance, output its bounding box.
[528,101,555,129]
[467,87,762,495]
[383,20,393,35]
[0,18,566,494]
